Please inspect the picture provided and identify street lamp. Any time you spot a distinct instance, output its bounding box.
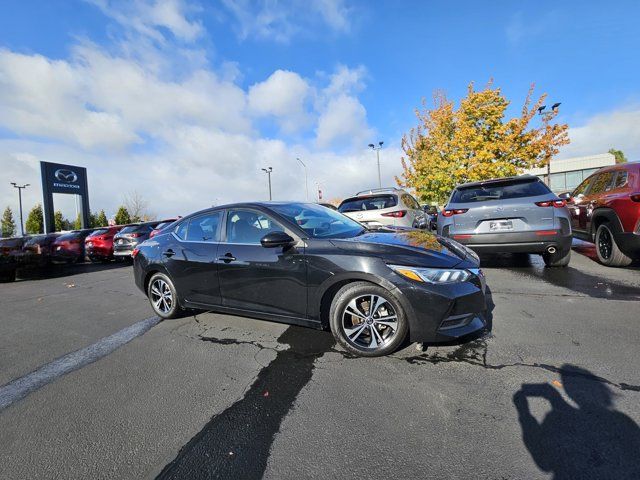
[10,182,29,236]
[296,157,309,201]
[368,141,384,188]
[538,102,561,186]
[261,167,273,201]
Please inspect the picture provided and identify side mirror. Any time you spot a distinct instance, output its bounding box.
[558,192,572,200]
[260,231,295,248]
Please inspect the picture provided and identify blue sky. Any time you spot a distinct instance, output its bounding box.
[1,0,639,220]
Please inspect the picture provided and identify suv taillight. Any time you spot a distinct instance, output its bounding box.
[382,210,407,218]
[442,209,468,217]
[535,200,566,208]
[630,193,640,202]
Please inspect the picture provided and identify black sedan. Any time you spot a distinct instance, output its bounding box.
[133,202,487,357]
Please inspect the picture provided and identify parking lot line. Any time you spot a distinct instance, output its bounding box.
[0,316,161,411]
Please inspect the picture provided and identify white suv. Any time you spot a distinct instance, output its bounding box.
[337,188,427,229]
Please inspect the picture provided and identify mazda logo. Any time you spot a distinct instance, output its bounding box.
[54,169,78,183]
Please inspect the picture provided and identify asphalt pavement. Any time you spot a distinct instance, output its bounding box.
[1,245,639,479]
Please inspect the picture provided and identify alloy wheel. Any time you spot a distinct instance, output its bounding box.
[598,227,612,260]
[341,294,399,351]
[150,278,173,314]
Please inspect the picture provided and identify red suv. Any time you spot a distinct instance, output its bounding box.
[85,226,124,262]
[563,162,640,266]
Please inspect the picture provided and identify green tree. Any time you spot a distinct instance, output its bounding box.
[25,204,44,234]
[54,211,65,231]
[608,148,627,164]
[1,206,16,237]
[114,206,131,225]
[398,82,570,204]
[74,213,82,230]
[96,210,108,227]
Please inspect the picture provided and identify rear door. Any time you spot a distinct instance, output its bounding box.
[576,171,614,234]
[568,175,594,233]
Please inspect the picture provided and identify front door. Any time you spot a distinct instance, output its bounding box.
[217,208,307,318]
[568,176,595,235]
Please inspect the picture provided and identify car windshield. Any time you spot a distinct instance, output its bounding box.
[270,203,365,239]
[451,178,550,203]
[338,194,398,212]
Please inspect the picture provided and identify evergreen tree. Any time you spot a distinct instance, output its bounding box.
[96,210,108,227]
[25,204,44,234]
[54,211,65,232]
[114,206,131,225]
[74,213,82,230]
[1,206,16,237]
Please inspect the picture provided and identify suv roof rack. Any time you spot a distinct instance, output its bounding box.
[355,187,403,196]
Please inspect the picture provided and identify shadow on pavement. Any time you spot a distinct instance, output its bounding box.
[16,261,130,281]
[513,364,640,479]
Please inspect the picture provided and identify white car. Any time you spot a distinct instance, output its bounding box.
[338,188,427,229]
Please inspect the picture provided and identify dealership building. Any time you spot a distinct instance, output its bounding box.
[524,152,616,193]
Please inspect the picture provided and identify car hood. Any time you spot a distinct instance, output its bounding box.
[330,228,479,269]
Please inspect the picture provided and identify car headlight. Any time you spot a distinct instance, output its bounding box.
[388,264,472,284]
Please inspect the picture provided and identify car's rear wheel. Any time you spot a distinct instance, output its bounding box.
[329,282,408,357]
[147,272,180,319]
[542,249,571,267]
[595,223,632,267]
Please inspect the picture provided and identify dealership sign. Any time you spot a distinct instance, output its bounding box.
[40,161,91,232]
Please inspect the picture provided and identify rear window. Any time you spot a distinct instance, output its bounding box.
[120,225,151,234]
[87,229,109,237]
[451,178,550,203]
[338,195,398,212]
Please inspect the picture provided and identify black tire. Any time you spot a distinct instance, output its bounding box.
[595,223,632,267]
[147,272,180,319]
[329,282,408,357]
[0,269,16,282]
[542,249,571,267]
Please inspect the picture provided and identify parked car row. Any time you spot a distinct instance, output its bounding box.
[0,219,177,282]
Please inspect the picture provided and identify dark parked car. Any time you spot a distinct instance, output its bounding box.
[561,162,640,267]
[149,219,178,239]
[0,236,30,282]
[22,233,61,267]
[51,230,95,263]
[113,222,161,260]
[85,226,124,262]
[133,202,487,357]
[437,175,573,267]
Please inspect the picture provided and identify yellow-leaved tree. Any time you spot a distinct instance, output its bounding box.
[397,82,569,204]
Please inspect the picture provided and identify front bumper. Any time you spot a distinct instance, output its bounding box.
[448,230,572,254]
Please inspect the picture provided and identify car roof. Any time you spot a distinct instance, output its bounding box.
[455,175,540,189]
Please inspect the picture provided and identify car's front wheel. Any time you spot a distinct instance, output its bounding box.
[595,222,632,267]
[147,272,180,319]
[329,282,408,357]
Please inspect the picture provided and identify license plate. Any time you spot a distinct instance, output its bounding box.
[489,220,513,231]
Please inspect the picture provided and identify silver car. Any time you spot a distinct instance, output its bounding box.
[437,175,572,267]
[338,188,426,229]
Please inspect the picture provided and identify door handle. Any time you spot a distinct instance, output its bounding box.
[162,249,175,257]
[218,253,236,262]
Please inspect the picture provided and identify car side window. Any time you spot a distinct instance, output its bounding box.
[589,172,615,195]
[174,221,188,240]
[402,194,420,210]
[572,177,593,197]
[186,212,222,242]
[613,171,628,189]
[226,210,284,244]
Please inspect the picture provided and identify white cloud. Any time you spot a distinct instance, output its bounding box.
[248,70,311,132]
[89,0,203,42]
[221,0,352,43]
[559,106,640,161]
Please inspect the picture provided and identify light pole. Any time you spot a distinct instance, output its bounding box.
[261,167,273,200]
[368,141,384,188]
[538,103,561,187]
[10,182,29,236]
[296,157,309,201]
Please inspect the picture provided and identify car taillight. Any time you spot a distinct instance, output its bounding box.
[630,192,640,202]
[536,200,566,208]
[129,233,141,238]
[149,230,157,238]
[131,248,140,258]
[442,209,468,217]
[381,210,407,218]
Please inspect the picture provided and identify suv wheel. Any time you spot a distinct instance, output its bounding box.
[329,282,408,357]
[147,272,180,319]
[542,249,571,267]
[595,223,632,267]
